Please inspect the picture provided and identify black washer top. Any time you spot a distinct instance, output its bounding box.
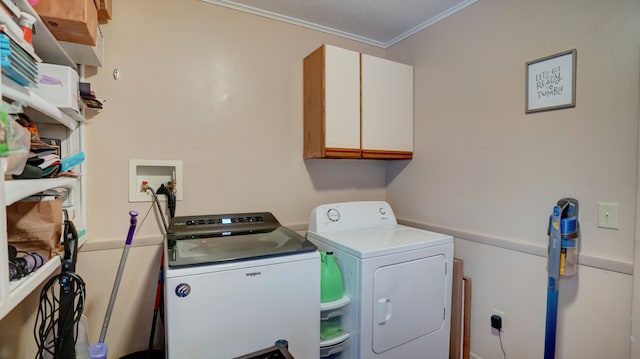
[166,212,317,268]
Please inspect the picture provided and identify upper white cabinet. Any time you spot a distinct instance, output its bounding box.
[304,44,361,159]
[361,54,413,158]
[304,44,414,160]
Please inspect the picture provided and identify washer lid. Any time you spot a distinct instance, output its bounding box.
[308,225,452,259]
[168,225,317,267]
[166,212,317,267]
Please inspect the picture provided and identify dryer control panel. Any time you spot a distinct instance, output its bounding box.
[308,201,397,234]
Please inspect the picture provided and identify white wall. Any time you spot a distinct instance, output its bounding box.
[0,1,391,357]
[454,239,631,359]
[81,1,391,357]
[386,0,639,358]
[84,0,388,240]
[2,0,638,358]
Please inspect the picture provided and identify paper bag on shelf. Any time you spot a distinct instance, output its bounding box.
[7,197,63,259]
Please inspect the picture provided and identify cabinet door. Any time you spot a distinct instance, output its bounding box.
[304,45,360,158]
[324,45,361,155]
[361,54,413,159]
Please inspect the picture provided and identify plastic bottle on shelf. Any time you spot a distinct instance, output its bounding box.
[18,13,36,45]
[320,251,344,303]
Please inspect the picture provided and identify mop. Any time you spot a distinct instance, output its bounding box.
[88,210,139,359]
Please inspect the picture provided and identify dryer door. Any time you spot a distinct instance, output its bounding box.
[372,254,447,353]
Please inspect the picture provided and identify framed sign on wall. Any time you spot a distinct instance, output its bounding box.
[525,49,576,114]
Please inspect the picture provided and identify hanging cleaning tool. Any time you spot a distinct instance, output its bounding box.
[34,210,86,359]
[88,210,139,359]
[544,198,579,359]
[57,210,82,358]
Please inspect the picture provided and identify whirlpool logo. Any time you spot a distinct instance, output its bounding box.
[175,283,191,298]
[245,271,261,277]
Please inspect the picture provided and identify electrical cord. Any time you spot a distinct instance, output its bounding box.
[144,186,170,232]
[135,200,155,236]
[34,272,86,359]
[155,183,176,220]
[32,207,84,358]
[144,185,171,351]
[498,330,507,359]
[135,185,172,234]
[9,250,45,280]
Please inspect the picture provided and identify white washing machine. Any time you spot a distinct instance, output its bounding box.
[307,201,454,359]
[164,212,320,359]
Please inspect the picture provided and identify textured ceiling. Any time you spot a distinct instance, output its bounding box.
[202,0,478,48]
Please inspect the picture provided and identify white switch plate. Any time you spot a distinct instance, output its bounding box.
[598,202,619,229]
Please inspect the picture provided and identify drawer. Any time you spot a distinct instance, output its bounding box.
[320,338,350,357]
[321,307,346,321]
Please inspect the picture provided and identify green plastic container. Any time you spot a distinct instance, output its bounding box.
[320,251,344,303]
[0,111,9,156]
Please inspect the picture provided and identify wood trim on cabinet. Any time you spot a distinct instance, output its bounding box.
[359,53,363,155]
[324,148,362,158]
[303,45,326,158]
[361,149,412,160]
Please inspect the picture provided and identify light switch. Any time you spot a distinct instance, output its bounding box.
[598,202,619,230]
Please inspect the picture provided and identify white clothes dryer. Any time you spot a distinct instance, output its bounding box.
[308,201,454,359]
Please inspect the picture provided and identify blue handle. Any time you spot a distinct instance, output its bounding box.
[61,152,85,172]
[544,288,559,359]
[544,204,562,359]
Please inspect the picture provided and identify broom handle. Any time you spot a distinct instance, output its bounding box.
[98,210,138,343]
